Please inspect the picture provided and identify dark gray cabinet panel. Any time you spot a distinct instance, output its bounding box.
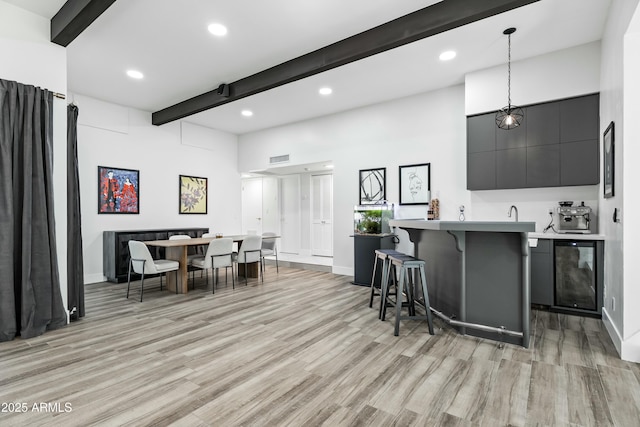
[467,93,599,190]
[526,145,560,188]
[467,113,496,153]
[496,113,527,150]
[560,94,599,143]
[560,140,599,186]
[527,101,560,146]
[530,239,553,306]
[496,148,526,189]
[468,151,496,190]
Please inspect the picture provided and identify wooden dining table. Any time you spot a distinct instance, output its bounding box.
[143,234,278,294]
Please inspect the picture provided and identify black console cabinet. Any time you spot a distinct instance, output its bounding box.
[103,228,209,283]
[352,234,396,287]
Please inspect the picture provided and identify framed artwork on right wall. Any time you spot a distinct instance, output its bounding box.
[603,121,614,198]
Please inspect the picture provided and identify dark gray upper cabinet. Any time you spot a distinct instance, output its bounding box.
[560,94,599,143]
[466,93,599,190]
[496,148,526,189]
[468,151,496,190]
[467,113,496,153]
[526,101,560,146]
[527,145,560,187]
[560,139,599,185]
[496,112,527,150]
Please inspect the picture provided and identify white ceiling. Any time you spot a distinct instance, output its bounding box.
[8,0,611,135]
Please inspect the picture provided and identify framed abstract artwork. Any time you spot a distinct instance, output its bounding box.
[399,163,431,205]
[179,175,208,214]
[603,121,614,198]
[97,166,139,214]
[359,168,386,205]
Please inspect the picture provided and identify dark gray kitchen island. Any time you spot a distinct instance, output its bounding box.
[389,219,535,347]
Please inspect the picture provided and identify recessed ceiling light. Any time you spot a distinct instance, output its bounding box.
[208,23,228,36]
[126,70,144,79]
[439,50,456,61]
[319,87,333,96]
[241,110,253,117]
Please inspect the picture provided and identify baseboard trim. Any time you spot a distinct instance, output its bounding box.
[332,266,353,277]
[85,273,107,284]
[602,307,623,357]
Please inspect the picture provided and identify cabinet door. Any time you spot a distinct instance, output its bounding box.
[560,140,599,186]
[467,113,496,153]
[496,148,526,189]
[467,151,496,190]
[527,101,560,147]
[560,94,599,143]
[526,145,560,188]
[496,113,527,150]
[531,240,553,306]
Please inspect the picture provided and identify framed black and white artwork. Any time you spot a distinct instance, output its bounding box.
[603,121,614,198]
[359,168,386,205]
[399,163,430,205]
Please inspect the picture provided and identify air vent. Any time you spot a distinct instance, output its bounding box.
[269,154,290,164]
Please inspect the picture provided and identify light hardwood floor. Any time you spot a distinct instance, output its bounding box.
[1,266,639,426]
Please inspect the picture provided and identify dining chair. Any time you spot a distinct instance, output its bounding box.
[191,238,234,293]
[127,240,179,302]
[233,235,263,285]
[261,232,279,273]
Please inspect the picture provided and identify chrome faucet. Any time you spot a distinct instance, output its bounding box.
[508,205,519,222]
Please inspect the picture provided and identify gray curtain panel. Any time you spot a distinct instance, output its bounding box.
[67,104,84,320]
[0,78,67,341]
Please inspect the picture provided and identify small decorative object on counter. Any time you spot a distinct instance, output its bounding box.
[431,198,440,220]
[459,205,465,221]
[427,208,435,220]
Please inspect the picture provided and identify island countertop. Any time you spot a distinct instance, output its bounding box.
[389,219,535,233]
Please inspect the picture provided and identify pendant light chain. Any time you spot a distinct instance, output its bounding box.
[507,31,512,110]
[495,27,523,130]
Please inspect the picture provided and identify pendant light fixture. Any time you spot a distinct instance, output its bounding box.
[495,27,523,130]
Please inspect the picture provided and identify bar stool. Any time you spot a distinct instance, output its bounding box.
[369,249,401,318]
[383,254,435,336]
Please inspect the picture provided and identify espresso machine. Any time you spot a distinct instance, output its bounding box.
[557,201,593,234]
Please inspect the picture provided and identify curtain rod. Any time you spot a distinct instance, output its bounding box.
[53,92,66,99]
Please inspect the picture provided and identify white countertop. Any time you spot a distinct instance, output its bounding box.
[389,219,535,233]
[529,232,605,240]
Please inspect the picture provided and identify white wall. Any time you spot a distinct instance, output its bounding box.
[73,94,241,283]
[466,41,601,115]
[599,0,640,362]
[623,21,640,360]
[0,2,68,314]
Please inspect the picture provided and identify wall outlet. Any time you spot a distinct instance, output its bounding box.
[548,208,554,215]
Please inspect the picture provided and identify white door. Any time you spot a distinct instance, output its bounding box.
[241,178,263,235]
[261,177,280,234]
[311,174,333,256]
[280,175,300,254]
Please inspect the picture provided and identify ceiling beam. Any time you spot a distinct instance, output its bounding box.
[152,0,539,126]
[51,0,117,47]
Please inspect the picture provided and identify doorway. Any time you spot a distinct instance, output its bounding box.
[311,174,333,257]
